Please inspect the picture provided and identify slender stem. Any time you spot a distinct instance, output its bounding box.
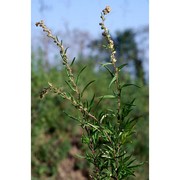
[99,9,121,117]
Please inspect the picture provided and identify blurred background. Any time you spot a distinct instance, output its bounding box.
[31,0,149,179]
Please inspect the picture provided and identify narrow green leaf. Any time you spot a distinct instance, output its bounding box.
[118,63,128,71]
[100,113,108,123]
[98,95,116,99]
[48,82,53,87]
[95,96,103,109]
[65,92,73,99]
[109,76,117,88]
[86,122,99,130]
[103,65,114,77]
[103,144,114,152]
[65,80,76,91]
[126,115,142,129]
[70,57,76,66]
[123,155,132,163]
[64,47,69,54]
[129,115,143,123]
[121,83,140,89]
[81,80,95,98]
[128,162,144,169]
[126,158,136,166]
[63,111,80,122]
[130,98,136,104]
[88,93,95,112]
[81,135,90,144]
[124,98,136,106]
[115,152,127,159]
[101,62,113,67]
[103,128,113,135]
[76,66,87,85]
[75,154,85,159]
[101,154,111,159]
[90,93,95,107]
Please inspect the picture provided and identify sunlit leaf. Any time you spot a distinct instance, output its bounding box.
[109,76,117,88]
[101,62,113,67]
[75,154,85,159]
[98,95,116,99]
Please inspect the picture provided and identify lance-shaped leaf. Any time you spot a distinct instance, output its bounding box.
[101,62,113,67]
[123,155,133,163]
[109,76,117,88]
[64,47,69,54]
[65,80,76,91]
[118,63,128,71]
[81,80,95,98]
[65,92,74,101]
[101,154,112,159]
[95,96,103,109]
[63,111,80,123]
[76,66,87,85]
[125,115,143,130]
[102,63,114,77]
[127,162,144,169]
[124,98,136,107]
[86,122,100,130]
[121,83,140,90]
[75,154,85,159]
[98,95,116,99]
[88,93,96,112]
[102,144,114,152]
[126,158,136,167]
[70,57,76,66]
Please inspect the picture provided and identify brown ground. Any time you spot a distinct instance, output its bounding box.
[57,146,89,180]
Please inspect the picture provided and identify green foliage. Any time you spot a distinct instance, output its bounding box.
[32,5,149,180]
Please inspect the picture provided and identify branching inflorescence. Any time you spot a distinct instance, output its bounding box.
[99,6,122,119]
[36,6,143,180]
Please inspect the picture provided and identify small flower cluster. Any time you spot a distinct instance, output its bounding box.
[35,20,52,38]
[99,6,117,64]
[102,6,111,15]
[99,6,121,115]
[35,20,65,55]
